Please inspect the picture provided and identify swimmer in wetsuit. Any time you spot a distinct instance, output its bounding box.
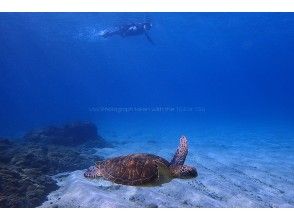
[99,22,154,44]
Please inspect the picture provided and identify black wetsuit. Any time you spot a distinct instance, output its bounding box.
[100,22,154,44]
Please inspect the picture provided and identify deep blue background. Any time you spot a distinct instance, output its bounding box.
[0,13,294,136]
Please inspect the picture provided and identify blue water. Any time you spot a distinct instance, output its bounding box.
[1,13,294,207]
[1,13,294,136]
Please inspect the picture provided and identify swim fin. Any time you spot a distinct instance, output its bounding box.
[144,32,155,45]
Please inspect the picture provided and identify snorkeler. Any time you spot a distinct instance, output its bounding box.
[99,22,154,44]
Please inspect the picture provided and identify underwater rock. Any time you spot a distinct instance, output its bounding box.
[23,122,106,147]
[9,144,103,175]
[0,139,20,164]
[0,138,12,146]
[0,122,110,207]
[0,165,58,208]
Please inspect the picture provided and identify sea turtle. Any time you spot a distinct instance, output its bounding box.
[84,136,197,186]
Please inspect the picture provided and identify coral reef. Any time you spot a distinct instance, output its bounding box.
[0,122,110,208]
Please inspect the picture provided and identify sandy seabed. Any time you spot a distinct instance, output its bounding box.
[40,123,294,208]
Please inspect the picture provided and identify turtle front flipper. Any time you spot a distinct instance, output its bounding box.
[170,136,188,165]
[169,165,197,178]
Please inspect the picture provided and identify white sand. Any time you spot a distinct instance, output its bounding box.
[40,120,294,207]
[41,119,294,207]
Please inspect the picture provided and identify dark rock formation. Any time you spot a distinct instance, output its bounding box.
[9,144,103,175]
[0,165,58,208]
[0,138,12,146]
[24,122,104,147]
[0,122,110,208]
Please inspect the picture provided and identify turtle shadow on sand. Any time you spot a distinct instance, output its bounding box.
[84,136,197,186]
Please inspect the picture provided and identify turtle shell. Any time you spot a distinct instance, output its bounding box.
[97,154,170,185]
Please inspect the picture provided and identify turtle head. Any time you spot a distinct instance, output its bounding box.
[169,164,197,179]
[84,165,102,179]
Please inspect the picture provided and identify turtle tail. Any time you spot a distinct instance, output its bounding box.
[170,136,188,165]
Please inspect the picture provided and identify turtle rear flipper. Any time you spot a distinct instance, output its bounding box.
[170,136,188,165]
[144,32,155,45]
